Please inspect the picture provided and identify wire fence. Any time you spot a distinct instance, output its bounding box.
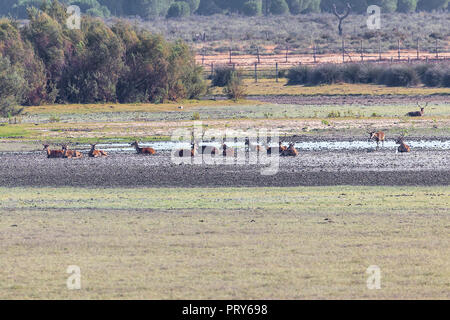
[196,38,450,80]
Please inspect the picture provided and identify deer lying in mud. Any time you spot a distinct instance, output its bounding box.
[176,143,197,157]
[88,144,108,158]
[282,143,299,157]
[62,145,83,159]
[43,144,64,158]
[245,138,263,153]
[201,145,219,156]
[368,131,386,150]
[131,141,156,155]
[222,144,235,157]
[406,102,427,117]
[396,135,411,153]
[266,142,286,155]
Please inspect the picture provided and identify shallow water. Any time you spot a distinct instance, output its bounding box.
[92,140,450,153]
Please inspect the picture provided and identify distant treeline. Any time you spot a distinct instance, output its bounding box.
[1,0,449,19]
[0,0,206,116]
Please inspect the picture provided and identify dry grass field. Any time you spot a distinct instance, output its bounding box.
[0,186,449,299]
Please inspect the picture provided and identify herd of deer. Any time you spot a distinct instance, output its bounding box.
[43,144,107,159]
[43,133,409,160]
[43,104,427,158]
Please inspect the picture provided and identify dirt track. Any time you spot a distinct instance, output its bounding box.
[0,150,448,187]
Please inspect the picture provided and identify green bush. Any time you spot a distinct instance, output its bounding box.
[286,65,310,85]
[308,64,342,85]
[422,66,444,87]
[212,67,235,87]
[379,65,419,87]
[442,71,450,87]
[223,71,246,101]
[167,2,191,18]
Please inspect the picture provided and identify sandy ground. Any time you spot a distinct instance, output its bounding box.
[0,149,448,187]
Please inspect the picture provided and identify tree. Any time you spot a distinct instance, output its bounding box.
[0,55,25,117]
[167,2,191,18]
[270,0,289,14]
[286,0,321,14]
[242,0,262,16]
[332,2,351,36]
[397,0,418,12]
[177,0,200,13]
[196,0,223,15]
[417,0,449,11]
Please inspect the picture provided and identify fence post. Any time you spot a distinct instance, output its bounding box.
[360,40,364,62]
[313,42,317,63]
[416,39,420,60]
[378,37,382,61]
[229,48,232,64]
[285,46,288,63]
[257,47,260,64]
[397,39,400,60]
[254,63,258,83]
[342,39,345,63]
[435,39,438,59]
[276,62,279,83]
[202,48,205,65]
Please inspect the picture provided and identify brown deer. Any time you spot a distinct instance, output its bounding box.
[176,143,197,157]
[89,144,108,158]
[245,138,263,153]
[222,144,235,157]
[406,102,427,117]
[201,145,220,156]
[62,145,83,159]
[266,142,286,155]
[396,135,411,153]
[282,143,299,157]
[368,131,386,150]
[131,141,156,155]
[43,144,64,158]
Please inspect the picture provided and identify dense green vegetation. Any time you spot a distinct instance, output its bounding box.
[0,0,206,116]
[1,0,448,19]
[287,62,450,87]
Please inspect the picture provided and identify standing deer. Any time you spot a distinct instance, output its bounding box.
[89,144,108,158]
[43,144,64,158]
[131,141,156,155]
[406,102,427,117]
[396,135,411,153]
[62,145,82,159]
[368,131,386,150]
